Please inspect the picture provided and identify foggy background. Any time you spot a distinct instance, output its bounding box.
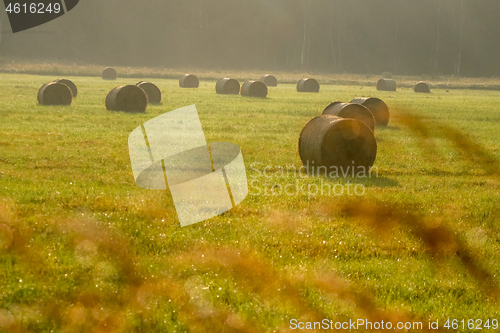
[1,0,499,77]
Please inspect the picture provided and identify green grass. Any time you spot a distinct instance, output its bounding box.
[1,73,500,332]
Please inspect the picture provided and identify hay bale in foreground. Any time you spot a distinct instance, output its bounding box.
[216,78,240,95]
[260,74,278,87]
[299,115,377,170]
[102,67,117,80]
[179,74,199,88]
[414,81,431,93]
[37,82,72,105]
[105,85,148,113]
[136,81,162,104]
[350,97,390,126]
[241,80,267,98]
[376,78,397,91]
[297,78,320,92]
[54,79,77,97]
[323,102,375,131]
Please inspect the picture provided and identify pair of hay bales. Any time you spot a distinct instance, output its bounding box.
[322,97,390,130]
[37,78,77,105]
[350,97,390,126]
[216,78,240,95]
[240,75,276,97]
[106,81,161,113]
[297,78,320,93]
[216,78,268,97]
[323,102,375,131]
[298,97,390,170]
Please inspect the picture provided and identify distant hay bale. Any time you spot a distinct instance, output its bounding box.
[382,72,393,78]
[54,79,77,97]
[297,78,320,93]
[37,82,72,105]
[350,97,390,126]
[376,78,397,91]
[216,78,240,95]
[241,80,268,98]
[323,102,375,131]
[102,67,117,80]
[414,81,431,93]
[105,85,148,113]
[299,115,377,169]
[179,74,199,88]
[136,81,162,104]
[260,74,278,87]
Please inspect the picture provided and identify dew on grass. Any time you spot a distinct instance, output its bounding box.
[91,306,109,322]
[75,240,98,266]
[9,305,43,325]
[64,303,87,326]
[136,283,161,309]
[93,261,119,288]
[184,275,213,314]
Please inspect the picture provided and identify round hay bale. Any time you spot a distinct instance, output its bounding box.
[102,67,117,80]
[241,80,268,98]
[136,81,162,104]
[0,223,13,251]
[323,102,375,131]
[216,78,240,95]
[37,82,72,106]
[260,74,278,87]
[299,115,377,170]
[179,74,199,88]
[105,85,148,113]
[54,79,77,97]
[350,97,390,126]
[376,78,397,91]
[297,78,320,93]
[414,81,431,93]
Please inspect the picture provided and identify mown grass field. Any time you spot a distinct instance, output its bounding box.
[0,72,500,332]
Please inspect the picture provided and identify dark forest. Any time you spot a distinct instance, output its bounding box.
[1,0,499,77]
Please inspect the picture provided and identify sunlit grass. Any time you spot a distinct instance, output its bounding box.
[0,73,500,331]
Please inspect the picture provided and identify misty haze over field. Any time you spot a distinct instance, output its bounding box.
[1,0,499,77]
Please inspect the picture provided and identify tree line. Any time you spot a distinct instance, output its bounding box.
[1,0,499,77]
